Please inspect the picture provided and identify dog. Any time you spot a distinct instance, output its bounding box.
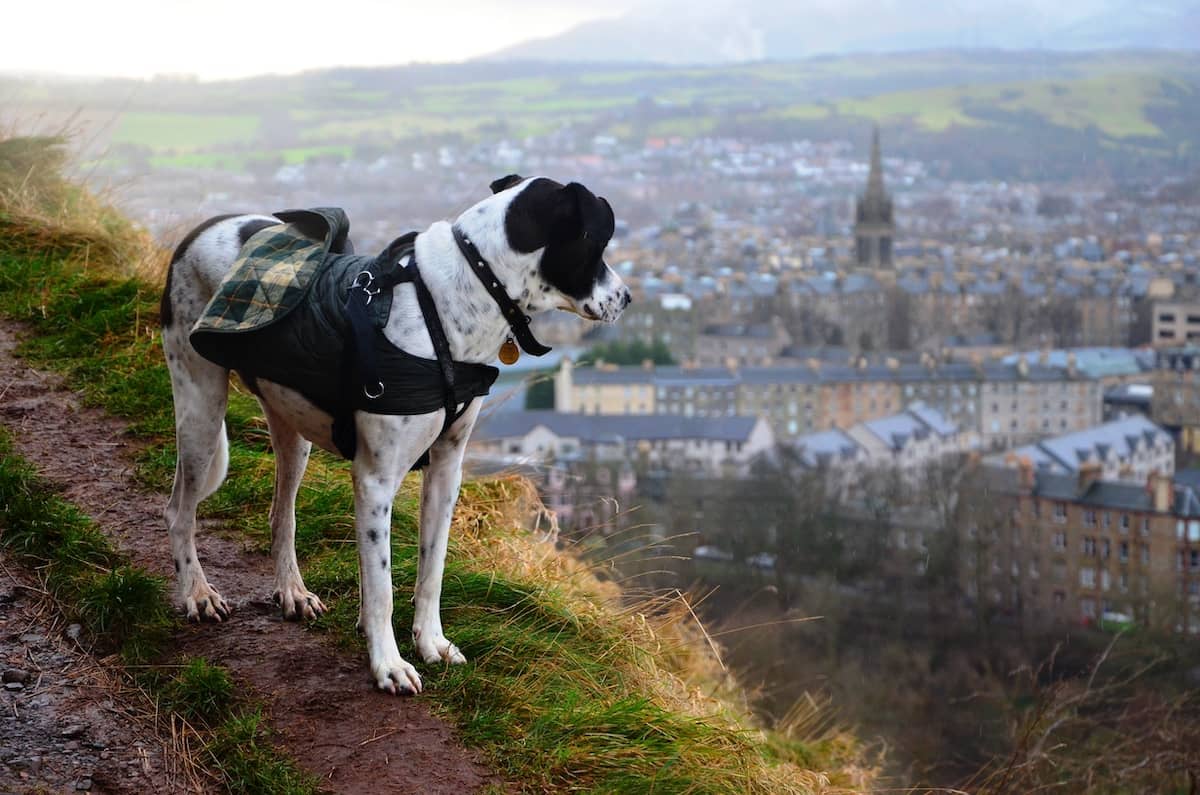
[160,175,630,694]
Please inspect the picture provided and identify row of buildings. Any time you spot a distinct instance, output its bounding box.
[470,394,1199,632]
[553,354,1107,450]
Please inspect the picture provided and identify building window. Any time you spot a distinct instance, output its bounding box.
[1080,598,1097,619]
[1083,510,1097,528]
[1080,567,1095,588]
[1140,517,1150,536]
[1119,541,1130,562]
[1120,514,1130,533]
[1103,512,1112,529]
[1053,531,1068,551]
[1082,536,1097,556]
[1054,503,1068,523]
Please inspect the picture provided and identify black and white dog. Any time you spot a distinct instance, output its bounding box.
[160,176,630,694]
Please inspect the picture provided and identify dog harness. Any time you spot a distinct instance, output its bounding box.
[189,208,499,463]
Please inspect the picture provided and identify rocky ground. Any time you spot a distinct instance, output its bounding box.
[0,550,204,794]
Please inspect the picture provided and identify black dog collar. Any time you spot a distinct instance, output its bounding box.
[452,225,551,357]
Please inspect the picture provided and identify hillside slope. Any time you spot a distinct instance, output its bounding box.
[0,135,872,793]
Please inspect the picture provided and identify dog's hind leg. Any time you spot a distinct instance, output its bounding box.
[163,330,232,623]
[412,399,482,666]
[261,403,326,620]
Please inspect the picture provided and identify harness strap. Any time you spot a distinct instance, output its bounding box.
[335,243,464,460]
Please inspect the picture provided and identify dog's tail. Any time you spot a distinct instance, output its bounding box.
[199,421,229,501]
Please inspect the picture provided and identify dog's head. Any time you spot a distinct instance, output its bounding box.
[460,175,631,323]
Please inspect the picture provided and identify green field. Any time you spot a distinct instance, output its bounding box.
[5,50,1197,177]
[112,111,260,151]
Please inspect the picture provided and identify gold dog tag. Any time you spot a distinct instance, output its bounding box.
[499,337,520,365]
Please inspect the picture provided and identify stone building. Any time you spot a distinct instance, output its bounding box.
[557,357,1102,448]
[1151,346,1200,454]
[972,463,1200,631]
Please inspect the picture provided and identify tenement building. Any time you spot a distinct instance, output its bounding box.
[556,357,1102,449]
[975,462,1200,632]
[1151,346,1200,454]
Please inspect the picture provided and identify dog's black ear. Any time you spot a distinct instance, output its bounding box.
[490,174,524,194]
[563,182,615,242]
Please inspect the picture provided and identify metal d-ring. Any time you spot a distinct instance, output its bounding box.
[363,381,385,399]
[352,271,381,304]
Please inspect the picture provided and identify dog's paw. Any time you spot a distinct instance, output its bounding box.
[371,655,423,696]
[272,582,327,621]
[183,582,231,623]
[414,630,468,666]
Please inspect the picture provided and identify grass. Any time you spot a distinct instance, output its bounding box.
[0,433,171,661]
[112,111,261,152]
[0,134,872,793]
[827,72,1169,137]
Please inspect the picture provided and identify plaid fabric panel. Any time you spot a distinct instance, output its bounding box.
[193,224,327,334]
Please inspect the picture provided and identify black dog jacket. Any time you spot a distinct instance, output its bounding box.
[189,208,499,462]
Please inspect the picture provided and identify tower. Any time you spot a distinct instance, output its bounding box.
[854,126,894,270]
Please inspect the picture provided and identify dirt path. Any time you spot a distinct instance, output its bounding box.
[0,322,497,794]
[0,548,211,795]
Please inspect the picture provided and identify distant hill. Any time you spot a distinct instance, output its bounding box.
[2,50,1197,181]
[486,0,1200,63]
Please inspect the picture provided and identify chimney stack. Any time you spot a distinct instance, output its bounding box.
[1148,470,1175,513]
[1077,460,1102,496]
[1017,455,1036,493]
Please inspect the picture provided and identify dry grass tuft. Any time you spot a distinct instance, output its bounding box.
[0,134,166,280]
[451,475,879,793]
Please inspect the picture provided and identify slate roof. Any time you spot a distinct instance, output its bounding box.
[700,323,778,339]
[984,463,1200,517]
[571,359,1095,388]
[793,429,862,467]
[861,404,958,451]
[1010,415,1172,475]
[1002,348,1151,379]
[473,411,761,443]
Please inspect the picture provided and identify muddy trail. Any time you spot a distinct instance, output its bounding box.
[0,321,497,794]
[0,547,211,795]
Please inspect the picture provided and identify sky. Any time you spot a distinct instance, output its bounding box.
[4,0,631,80]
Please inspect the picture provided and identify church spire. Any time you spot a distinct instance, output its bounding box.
[867,124,885,199]
[854,125,894,271]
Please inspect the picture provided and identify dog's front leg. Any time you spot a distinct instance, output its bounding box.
[412,400,481,665]
[353,415,433,695]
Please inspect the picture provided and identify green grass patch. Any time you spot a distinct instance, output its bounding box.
[0,431,171,661]
[112,111,261,152]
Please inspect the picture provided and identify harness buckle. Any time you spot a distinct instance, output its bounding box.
[363,381,385,400]
[352,271,381,305]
